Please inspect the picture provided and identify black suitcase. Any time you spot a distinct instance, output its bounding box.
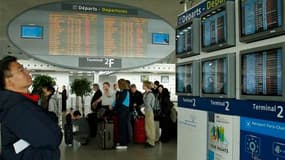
[98,121,114,149]
[64,123,73,145]
[87,113,98,137]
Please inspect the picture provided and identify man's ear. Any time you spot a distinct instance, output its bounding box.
[4,77,13,89]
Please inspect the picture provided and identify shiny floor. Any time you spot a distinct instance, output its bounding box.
[60,139,177,160]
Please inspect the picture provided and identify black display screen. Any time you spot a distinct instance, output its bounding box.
[202,9,226,48]
[241,48,282,96]
[240,0,283,36]
[176,23,192,56]
[176,63,192,94]
[202,58,227,94]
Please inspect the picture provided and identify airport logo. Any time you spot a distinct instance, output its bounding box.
[245,135,261,158]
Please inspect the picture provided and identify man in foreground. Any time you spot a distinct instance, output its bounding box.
[0,56,62,160]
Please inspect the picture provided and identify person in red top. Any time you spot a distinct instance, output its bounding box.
[0,56,62,160]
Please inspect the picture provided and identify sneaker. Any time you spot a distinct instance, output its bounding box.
[116,146,128,150]
[144,143,154,148]
[66,144,72,147]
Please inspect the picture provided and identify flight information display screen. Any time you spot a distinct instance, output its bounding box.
[202,58,227,94]
[241,48,282,96]
[202,10,226,48]
[176,63,193,94]
[21,25,43,39]
[48,12,148,57]
[240,0,283,36]
[152,33,169,45]
[176,23,192,55]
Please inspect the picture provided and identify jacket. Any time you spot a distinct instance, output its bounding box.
[142,91,155,112]
[130,90,143,112]
[114,89,130,108]
[90,90,102,111]
[48,94,59,115]
[0,90,62,160]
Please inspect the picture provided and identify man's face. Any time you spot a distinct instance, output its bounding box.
[158,87,163,93]
[154,84,158,89]
[103,84,110,91]
[93,86,98,91]
[6,62,32,91]
[130,87,136,93]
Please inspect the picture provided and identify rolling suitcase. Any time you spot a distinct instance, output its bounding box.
[134,117,146,144]
[98,121,114,149]
[112,115,119,143]
[87,112,98,137]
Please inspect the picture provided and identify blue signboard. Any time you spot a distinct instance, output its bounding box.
[177,0,234,26]
[240,117,285,160]
[177,2,206,26]
[178,96,285,123]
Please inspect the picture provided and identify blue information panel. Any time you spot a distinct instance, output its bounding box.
[240,117,285,160]
[177,0,235,26]
[178,96,285,123]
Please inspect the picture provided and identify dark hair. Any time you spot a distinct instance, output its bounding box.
[126,80,131,85]
[93,83,99,89]
[158,85,164,89]
[0,56,17,90]
[130,84,136,88]
[118,79,129,90]
[73,110,81,117]
[47,86,55,95]
[154,81,160,86]
[46,86,55,103]
[162,88,170,98]
[103,82,110,87]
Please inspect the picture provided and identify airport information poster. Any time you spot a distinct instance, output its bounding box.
[178,108,207,160]
[208,113,233,160]
[240,117,285,160]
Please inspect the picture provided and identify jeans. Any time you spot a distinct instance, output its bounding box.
[117,106,129,146]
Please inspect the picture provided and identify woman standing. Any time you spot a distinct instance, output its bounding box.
[142,81,156,148]
[158,87,173,143]
[114,79,130,149]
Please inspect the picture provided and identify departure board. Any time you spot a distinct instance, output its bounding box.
[49,12,148,57]
[240,0,282,36]
[241,48,282,96]
[8,1,175,70]
[49,13,97,56]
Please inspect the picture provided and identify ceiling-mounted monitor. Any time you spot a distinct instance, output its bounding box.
[152,33,169,45]
[201,53,236,98]
[239,0,285,43]
[240,43,285,101]
[176,18,200,58]
[201,1,235,52]
[21,25,43,39]
[176,61,200,96]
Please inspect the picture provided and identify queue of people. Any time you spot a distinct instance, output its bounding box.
[87,79,176,149]
[0,56,177,160]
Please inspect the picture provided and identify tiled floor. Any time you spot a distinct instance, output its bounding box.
[60,139,177,160]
